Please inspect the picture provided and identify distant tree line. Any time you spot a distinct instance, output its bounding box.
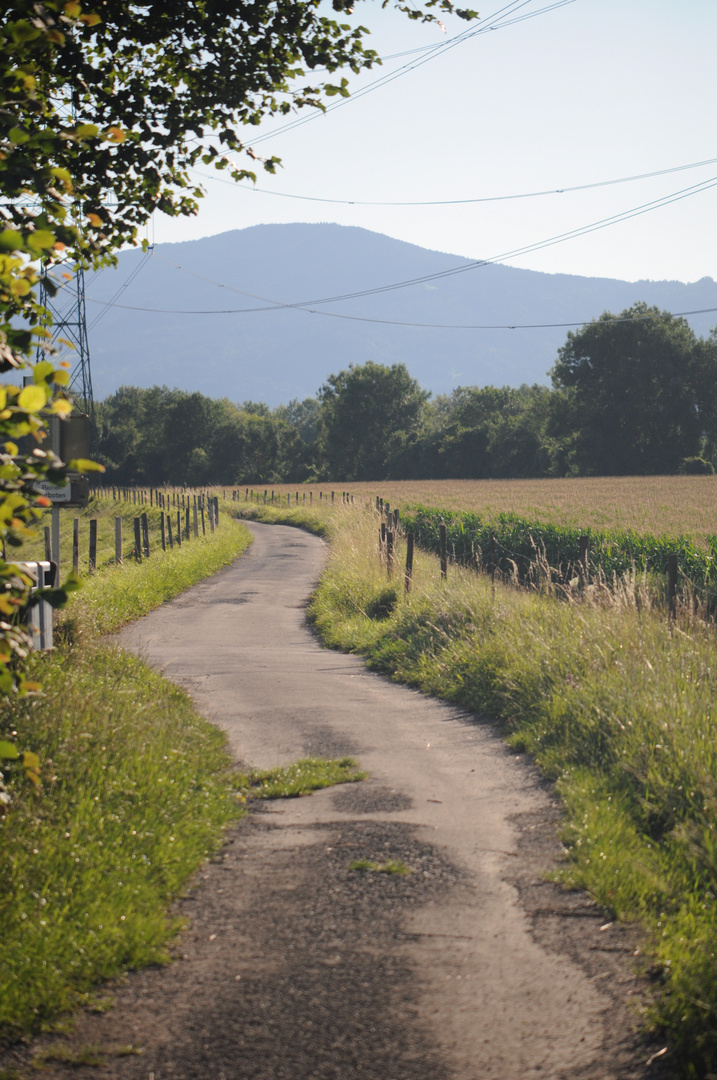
[95,304,717,484]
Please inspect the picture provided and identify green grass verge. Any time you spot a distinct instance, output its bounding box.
[63,514,252,635]
[0,642,244,1040]
[1,637,366,1043]
[237,502,333,536]
[284,504,717,1078]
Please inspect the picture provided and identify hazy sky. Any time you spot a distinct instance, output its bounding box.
[148,0,717,285]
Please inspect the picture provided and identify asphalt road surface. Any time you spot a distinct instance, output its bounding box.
[25,521,671,1080]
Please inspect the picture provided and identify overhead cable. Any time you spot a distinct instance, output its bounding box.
[82,172,717,327]
[234,0,576,149]
[194,154,717,208]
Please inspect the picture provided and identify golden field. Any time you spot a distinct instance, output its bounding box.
[250,476,717,541]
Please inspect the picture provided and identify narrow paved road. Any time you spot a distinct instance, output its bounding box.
[37,522,668,1080]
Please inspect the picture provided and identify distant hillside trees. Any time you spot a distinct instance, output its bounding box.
[400,384,561,479]
[96,387,315,486]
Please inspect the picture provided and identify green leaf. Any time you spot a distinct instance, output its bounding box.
[33,361,55,384]
[0,230,24,253]
[68,458,104,473]
[73,123,99,139]
[26,229,56,254]
[0,740,20,761]
[8,127,30,145]
[18,384,47,412]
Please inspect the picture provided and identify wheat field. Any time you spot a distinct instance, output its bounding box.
[251,476,717,540]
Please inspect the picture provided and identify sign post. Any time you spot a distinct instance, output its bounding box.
[43,414,92,579]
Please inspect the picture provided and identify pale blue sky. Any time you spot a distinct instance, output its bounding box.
[151,0,717,284]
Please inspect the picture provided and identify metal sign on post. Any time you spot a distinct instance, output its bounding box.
[41,414,91,509]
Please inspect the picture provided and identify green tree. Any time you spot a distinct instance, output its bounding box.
[550,303,703,475]
[318,362,429,480]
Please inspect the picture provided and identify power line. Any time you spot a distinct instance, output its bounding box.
[83,172,717,328]
[83,294,717,330]
[85,247,154,333]
[130,172,717,317]
[286,175,717,307]
[232,0,576,150]
[193,154,717,208]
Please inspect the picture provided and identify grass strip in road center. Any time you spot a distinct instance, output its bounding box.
[237,757,366,800]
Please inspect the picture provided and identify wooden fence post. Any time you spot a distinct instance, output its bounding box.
[405,531,414,593]
[439,522,447,580]
[200,502,206,535]
[668,552,678,620]
[72,518,79,574]
[141,512,150,557]
[167,514,174,549]
[160,511,166,552]
[386,529,394,576]
[89,518,97,573]
[185,506,190,541]
[214,496,219,525]
[134,517,142,561]
[193,503,199,538]
[115,517,122,564]
[176,510,182,547]
[44,526,51,563]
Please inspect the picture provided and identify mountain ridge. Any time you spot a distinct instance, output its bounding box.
[84,223,717,406]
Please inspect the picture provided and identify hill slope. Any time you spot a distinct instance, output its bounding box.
[84,223,717,405]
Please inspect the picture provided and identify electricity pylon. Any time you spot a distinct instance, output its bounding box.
[36,261,95,428]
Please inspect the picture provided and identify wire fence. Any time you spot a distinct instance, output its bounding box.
[366,499,717,617]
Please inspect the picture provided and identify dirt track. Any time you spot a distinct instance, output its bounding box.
[16,521,671,1079]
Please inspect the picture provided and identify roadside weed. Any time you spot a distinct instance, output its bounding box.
[349,859,412,875]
